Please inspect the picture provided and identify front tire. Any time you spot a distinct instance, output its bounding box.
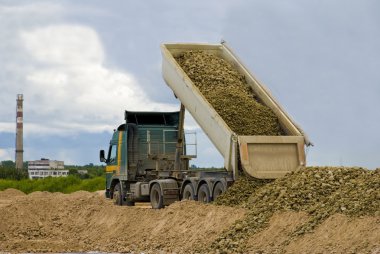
[150,183,164,209]
[113,183,122,206]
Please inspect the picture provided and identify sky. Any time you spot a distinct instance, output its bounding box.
[0,0,379,168]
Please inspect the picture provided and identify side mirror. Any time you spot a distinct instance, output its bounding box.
[99,150,106,163]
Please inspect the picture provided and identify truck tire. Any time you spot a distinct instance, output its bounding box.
[113,183,122,206]
[197,184,211,203]
[150,183,164,209]
[182,184,196,200]
[213,182,225,201]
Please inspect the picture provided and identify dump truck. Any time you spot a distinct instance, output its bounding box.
[100,42,312,209]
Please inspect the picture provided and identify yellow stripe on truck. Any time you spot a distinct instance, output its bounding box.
[105,165,118,172]
[117,131,123,168]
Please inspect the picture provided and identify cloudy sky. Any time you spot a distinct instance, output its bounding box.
[0,0,379,168]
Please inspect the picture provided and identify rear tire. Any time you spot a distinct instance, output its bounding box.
[212,182,225,201]
[182,184,196,200]
[113,183,122,206]
[150,183,164,209]
[197,184,211,203]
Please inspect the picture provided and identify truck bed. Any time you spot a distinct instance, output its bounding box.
[161,43,311,179]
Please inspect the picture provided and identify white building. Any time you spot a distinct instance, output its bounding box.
[28,158,68,179]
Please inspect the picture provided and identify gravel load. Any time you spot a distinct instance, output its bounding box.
[175,51,284,136]
[212,166,380,253]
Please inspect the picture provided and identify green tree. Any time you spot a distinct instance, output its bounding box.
[0,164,28,180]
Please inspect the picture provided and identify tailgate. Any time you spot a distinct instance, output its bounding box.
[238,136,306,179]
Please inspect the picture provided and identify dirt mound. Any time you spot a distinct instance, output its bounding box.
[212,166,380,253]
[246,211,310,252]
[246,211,380,254]
[0,190,245,253]
[0,188,25,199]
[0,188,26,209]
[175,51,284,136]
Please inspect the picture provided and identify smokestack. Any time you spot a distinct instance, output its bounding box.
[15,94,23,170]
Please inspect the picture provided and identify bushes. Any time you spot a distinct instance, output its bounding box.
[65,177,105,193]
[66,165,105,178]
[0,176,105,194]
[0,166,28,180]
[0,161,105,194]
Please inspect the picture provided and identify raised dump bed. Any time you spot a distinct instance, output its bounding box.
[161,42,311,179]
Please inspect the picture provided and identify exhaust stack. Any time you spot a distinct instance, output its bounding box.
[15,94,23,170]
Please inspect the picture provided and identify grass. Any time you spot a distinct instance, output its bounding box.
[0,175,105,194]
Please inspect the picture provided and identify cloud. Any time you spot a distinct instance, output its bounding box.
[0,148,13,161]
[0,2,63,125]
[21,25,104,65]
[0,2,64,16]
[0,2,200,165]
[6,24,174,136]
[0,2,176,138]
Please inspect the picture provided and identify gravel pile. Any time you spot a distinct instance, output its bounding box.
[175,51,284,136]
[212,167,380,253]
[214,175,272,207]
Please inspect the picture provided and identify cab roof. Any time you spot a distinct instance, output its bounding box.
[124,110,180,126]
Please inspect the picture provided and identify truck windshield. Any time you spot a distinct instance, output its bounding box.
[108,145,117,164]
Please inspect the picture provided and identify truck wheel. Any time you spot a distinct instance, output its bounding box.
[150,183,164,209]
[213,182,225,201]
[197,184,211,203]
[113,183,122,206]
[182,184,195,200]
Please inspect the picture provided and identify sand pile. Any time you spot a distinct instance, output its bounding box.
[0,190,245,253]
[0,188,25,199]
[175,51,284,136]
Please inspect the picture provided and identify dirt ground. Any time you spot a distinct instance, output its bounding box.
[0,189,245,253]
[0,188,379,253]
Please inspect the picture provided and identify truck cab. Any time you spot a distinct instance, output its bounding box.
[100,110,184,197]
[100,109,232,208]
